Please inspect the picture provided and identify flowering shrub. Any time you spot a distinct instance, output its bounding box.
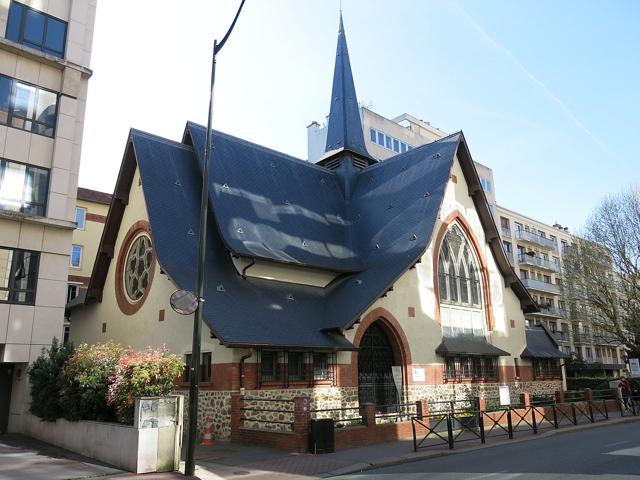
[107,347,184,423]
[58,341,131,421]
[28,338,74,421]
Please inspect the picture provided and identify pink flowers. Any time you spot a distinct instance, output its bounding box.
[107,345,183,423]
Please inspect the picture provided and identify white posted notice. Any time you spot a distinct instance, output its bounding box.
[499,385,511,406]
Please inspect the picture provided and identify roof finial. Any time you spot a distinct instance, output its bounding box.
[324,12,370,158]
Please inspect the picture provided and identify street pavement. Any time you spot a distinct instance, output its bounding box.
[1,416,639,479]
[334,421,640,479]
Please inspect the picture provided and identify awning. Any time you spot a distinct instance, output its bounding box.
[521,326,571,359]
[435,336,510,357]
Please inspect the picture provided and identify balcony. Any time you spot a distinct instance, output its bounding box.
[536,306,566,318]
[553,331,571,342]
[515,229,558,252]
[501,227,512,238]
[601,363,626,370]
[572,333,591,344]
[592,334,621,346]
[520,277,561,295]
[517,253,560,272]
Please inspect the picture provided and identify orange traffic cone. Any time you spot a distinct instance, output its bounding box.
[200,416,215,446]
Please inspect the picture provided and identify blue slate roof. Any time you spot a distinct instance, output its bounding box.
[521,325,570,359]
[126,125,459,348]
[324,14,370,158]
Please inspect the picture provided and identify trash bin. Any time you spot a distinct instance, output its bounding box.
[309,418,334,454]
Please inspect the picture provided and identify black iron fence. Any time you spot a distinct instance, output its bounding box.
[412,397,625,452]
[310,406,363,427]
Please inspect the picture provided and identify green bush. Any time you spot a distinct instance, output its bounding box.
[28,338,74,421]
[107,347,183,424]
[566,377,617,391]
[58,341,130,421]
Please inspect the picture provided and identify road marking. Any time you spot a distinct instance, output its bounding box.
[605,446,640,457]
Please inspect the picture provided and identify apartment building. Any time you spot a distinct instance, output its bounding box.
[496,209,625,377]
[307,107,626,379]
[67,187,110,299]
[0,0,96,433]
[64,186,109,342]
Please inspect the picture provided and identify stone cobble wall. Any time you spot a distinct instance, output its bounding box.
[177,381,561,440]
[176,390,233,441]
[241,387,361,431]
[408,380,563,413]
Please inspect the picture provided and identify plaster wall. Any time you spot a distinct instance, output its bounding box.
[68,168,231,363]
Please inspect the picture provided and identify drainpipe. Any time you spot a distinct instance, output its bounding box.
[239,349,253,395]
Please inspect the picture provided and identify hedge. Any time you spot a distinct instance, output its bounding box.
[29,340,183,424]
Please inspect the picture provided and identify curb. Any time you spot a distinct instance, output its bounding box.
[324,415,640,477]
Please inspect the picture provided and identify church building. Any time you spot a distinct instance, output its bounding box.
[68,15,566,441]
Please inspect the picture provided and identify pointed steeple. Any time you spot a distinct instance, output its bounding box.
[324,14,369,157]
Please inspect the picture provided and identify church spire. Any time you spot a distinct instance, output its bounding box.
[324,13,369,157]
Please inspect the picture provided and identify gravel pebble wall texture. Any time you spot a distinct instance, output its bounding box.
[176,380,561,440]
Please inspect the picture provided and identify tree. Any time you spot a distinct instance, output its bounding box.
[28,338,74,421]
[562,187,640,358]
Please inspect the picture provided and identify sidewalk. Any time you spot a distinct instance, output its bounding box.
[3,413,638,480]
[161,412,640,479]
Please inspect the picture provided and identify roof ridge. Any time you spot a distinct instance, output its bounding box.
[185,121,338,174]
[130,128,195,152]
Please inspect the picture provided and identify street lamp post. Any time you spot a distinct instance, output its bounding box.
[184,2,246,476]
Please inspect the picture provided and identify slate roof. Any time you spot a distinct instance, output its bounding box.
[77,187,112,205]
[127,126,458,348]
[521,325,570,359]
[435,336,510,357]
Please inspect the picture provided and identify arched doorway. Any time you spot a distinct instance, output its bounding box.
[357,322,400,407]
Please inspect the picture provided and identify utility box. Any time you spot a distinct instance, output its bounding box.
[309,418,334,454]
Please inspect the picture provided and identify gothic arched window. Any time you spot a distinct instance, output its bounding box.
[438,224,482,308]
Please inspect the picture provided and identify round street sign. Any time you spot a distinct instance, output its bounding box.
[170,289,198,315]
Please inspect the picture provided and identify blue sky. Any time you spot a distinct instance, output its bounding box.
[80,0,640,231]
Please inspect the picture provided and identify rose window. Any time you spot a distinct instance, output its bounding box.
[124,234,153,302]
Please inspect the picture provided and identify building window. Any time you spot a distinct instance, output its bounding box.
[259,350,280,383]
[0,75,58,137]
[438,224,481,307]
[480,177,492,193]
[444,356,498,382]
[183,352,212,383]
[313,352,331,381]
[287,351,306,381]
[66,283,78,303]
[6,2,67,59]
[75,207,86,230]
[123,234,153,302]
[0,159,48,216]
[0,247,39,304]
[369,128,412,153]
[258,349,335,387]
[532,359,561,379]
[70,245,82,268]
